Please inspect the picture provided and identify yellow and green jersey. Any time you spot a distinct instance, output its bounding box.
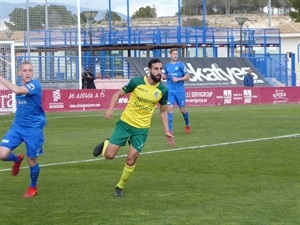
[120,76,168,128]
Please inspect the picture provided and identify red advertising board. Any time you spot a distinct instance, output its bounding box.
[184,87,300,106]
[1,87,299,113]
[185,88,261,106]
[0,90,13,109]
[42,89,128,112]
[41,87,300,112]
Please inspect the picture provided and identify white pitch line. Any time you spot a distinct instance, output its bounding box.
[0,106,252,123]
[0,133,299,172]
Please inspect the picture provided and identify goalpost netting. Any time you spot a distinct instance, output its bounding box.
[0,1,84,90]
[0,41,16,114]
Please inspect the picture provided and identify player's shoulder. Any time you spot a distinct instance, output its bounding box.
[131,76,146,84]
[124,76,146,91]
[25,79,41,90]
[157,81,168,92]
[177,61,186,66]
[27,78,41,84]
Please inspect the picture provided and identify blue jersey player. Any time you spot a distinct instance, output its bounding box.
[163,48,191,134]
[0,61,46,198]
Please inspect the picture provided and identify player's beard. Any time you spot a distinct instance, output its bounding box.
[150,72,161,83]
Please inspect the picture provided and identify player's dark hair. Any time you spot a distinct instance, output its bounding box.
[148,58,161,68]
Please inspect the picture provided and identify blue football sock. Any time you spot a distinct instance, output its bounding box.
[30,164,40,187]
[168,112,173,132]
[6,152,18,162]
[183,111,189,126]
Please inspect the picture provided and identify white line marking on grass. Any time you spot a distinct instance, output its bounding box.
[0,106,249,124]
[0,133,299,172]
[0,113,123,124]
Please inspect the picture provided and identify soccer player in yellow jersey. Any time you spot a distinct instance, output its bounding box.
[93,58,175,197]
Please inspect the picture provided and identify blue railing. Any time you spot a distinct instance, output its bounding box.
[19,26,296,86]
[16,54,296,87]
[249,55,296,86]
[24,26,281,53]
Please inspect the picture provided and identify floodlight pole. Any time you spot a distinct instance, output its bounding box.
[235,17,247,57]
[177,0,181,44]
[26,0,30,56]
[268,0,272,27]
[45,0,48,30]
[82,11,98,68]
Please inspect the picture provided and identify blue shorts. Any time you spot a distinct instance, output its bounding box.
[167,91,186,108]
[0,124,45,158]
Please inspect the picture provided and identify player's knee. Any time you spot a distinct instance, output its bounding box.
[167,107,174,113]
[27,157,38,167]
[104,151,115,160]
[125,158,136,166]
[0,148,10,160]
[179,107,186,113]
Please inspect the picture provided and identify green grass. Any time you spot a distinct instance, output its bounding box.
[0,104,299,225]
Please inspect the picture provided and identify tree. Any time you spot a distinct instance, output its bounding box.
[180,0,202,15]
[234,0,261,12]
[131,5,157,19]
[289,0,300,21]
[224,0,238,14]
[182,18,208,26]
[102,10,122,21]
[48,5,77,27]
[5,8,26,31]
[179,0,292,15]
[207,0,239,15]
[179,0,242,15]
[4,5,76,31]
[277,0,292,14]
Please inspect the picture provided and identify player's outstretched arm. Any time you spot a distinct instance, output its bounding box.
[160,104,175,148]
[105,89,126,120]
[0,76,29,94]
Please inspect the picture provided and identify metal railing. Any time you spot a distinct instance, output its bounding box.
[16,54,296,89]
[249,55,296,86]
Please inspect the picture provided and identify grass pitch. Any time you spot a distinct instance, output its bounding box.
[0,104,299,225]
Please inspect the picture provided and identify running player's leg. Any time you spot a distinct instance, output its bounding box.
[23,127,44,198]
[104,120,130,159]
[0,127,24,176]
[176,92,190,134]
[115,126,148,196]
[167,92,176,133]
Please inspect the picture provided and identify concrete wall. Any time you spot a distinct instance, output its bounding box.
[281,35,300,65]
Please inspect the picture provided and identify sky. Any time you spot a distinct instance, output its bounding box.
[1,0,180,17]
